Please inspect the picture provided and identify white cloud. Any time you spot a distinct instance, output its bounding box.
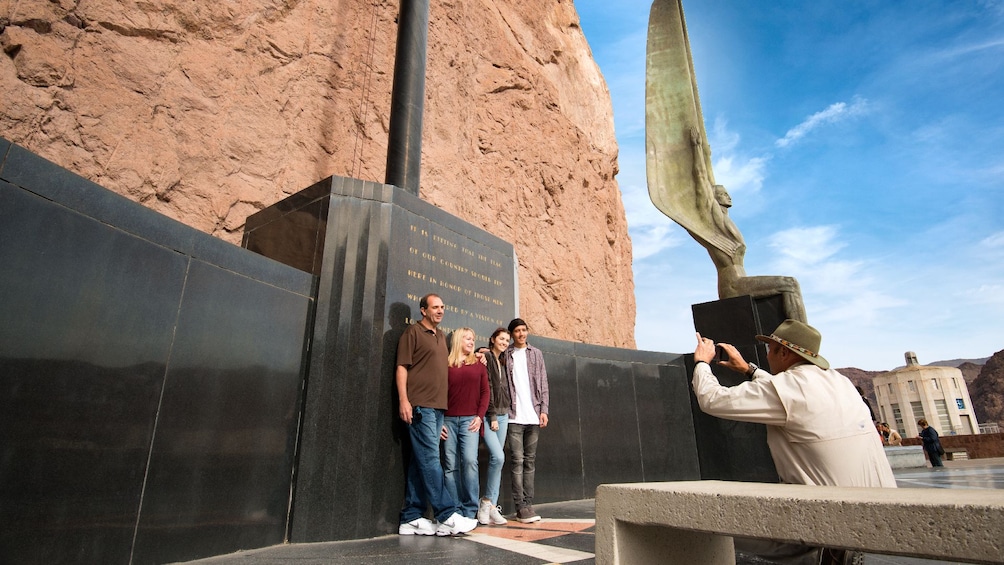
[708,117,769,195]
[935,36,1004,60]
[965,284,1004,304]
[980,231,1004,248]
[767,226,845,266]
[758,225,907,328]
[711,155,768,195]
[775,98,870,148]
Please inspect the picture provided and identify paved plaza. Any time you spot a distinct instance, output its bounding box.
[176,458,1004,565]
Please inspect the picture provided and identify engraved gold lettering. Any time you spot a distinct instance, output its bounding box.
[432,235,457,248]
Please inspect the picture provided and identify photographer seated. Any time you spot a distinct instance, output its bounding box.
[692,320,896,565]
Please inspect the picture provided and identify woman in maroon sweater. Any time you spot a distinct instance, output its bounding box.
[443,327,490,518]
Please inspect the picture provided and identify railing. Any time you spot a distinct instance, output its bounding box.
[980,422,1001,434]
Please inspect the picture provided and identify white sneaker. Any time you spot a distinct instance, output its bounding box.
[489,504,508,525]
[436,512,478,536]
[477,497,492,525]
[398,517,437,536]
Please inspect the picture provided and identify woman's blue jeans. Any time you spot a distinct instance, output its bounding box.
[481,414,508,505]
[443,415,480,518]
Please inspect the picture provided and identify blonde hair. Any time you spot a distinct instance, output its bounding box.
[448,328,477,367]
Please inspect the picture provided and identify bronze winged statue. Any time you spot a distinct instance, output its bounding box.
[646,0,806,322]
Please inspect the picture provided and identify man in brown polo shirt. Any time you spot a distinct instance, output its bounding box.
[396,293,477,536]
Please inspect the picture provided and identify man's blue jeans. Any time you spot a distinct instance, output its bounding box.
[481,413,508,506]
[401,406,459,524]
[443,415,480,518]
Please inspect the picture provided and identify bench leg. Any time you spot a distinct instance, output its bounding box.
[601,520,735,565]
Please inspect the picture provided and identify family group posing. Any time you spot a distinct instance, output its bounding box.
[395,293,550,536]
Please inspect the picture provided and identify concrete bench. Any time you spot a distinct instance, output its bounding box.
[595,481,1004,564]
[945,448,970,461]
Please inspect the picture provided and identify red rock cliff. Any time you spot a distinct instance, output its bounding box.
[0,0,636,347]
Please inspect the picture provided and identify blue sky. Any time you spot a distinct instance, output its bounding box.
[575,0,1004,370]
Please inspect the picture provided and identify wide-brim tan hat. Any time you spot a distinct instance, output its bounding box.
[755,319,830,370]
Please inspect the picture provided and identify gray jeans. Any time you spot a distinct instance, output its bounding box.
[506,423,539,510]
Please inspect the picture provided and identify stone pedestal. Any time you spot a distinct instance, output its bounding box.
[243,176,517,541]
[686,295,784,482]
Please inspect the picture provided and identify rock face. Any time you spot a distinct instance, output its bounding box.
[0,0,636,348]
[958,361,983,384]
[971,349,1004,426]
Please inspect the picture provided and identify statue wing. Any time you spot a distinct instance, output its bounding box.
[646,0,740,256]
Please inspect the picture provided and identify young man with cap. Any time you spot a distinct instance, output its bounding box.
[692,319,895,564]
[502,318,549,523]
[396,293,478,537]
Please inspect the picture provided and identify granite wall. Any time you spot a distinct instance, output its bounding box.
[0,139,756,564]
[0,139,314,564]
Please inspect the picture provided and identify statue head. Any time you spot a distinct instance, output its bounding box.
[713,185,732,209]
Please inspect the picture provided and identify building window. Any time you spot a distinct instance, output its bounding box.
[908,380,916,392]
[957,398,965,410]
[931,379,939,390]
[889,384,894,395]
[911,401,924,429]
[934,400,952,434]
[892,404,904,435]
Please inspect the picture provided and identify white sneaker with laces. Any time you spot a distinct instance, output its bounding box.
[477,497,492,525]
[489,504,508,525]
[436,512,478,536]
[398,517,437,536]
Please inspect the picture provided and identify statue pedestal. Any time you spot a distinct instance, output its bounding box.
[243,176,517,541]
[685,294,786,482]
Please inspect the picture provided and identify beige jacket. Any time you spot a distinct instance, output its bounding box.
[693,362,896,488]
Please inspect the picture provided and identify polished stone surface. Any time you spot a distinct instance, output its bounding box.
[253,177,521,543]
[637,361,701,482]
[172,459,1004,565]
[533,346,587,507]
[1,179,187,563]
[130,260,310,564]
[533,338,697,507]
[689,295,782,483]
[1,139,313,565]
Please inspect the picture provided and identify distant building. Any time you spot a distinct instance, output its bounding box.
[873,352,980,437]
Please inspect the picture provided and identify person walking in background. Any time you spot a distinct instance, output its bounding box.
[503,318,549,524]
[396,294,477,537]
[918,419,944,467]
[442,327,489,520]
[477,328,512,525]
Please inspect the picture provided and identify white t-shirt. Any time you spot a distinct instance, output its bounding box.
[510,347,539,425]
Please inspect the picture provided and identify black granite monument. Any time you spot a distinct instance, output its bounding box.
[0,137,767,563]
[243,175,517,541]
